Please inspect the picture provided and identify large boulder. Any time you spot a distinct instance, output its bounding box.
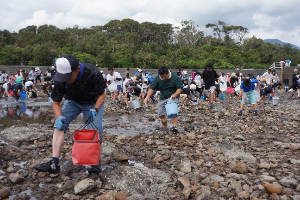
[100,166,174,195]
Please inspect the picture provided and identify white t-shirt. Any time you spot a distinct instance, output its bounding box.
[106,72,122,85]
[0,73,8,83]
[15,74,23,80]
[3,83,9,91]
[25,81,34,88]
[262,72,271,80]
[220,76,227,83]
[194,75,201,84]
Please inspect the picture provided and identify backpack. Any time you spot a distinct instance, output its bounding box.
[31,91,37,98]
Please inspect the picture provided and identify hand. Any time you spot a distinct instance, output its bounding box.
[90,108,98,122]
[171,94,176,99]
[54,116,66,131]
[243,95,247,100]
[144,97,149,104]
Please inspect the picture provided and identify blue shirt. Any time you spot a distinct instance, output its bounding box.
[240,78,258,92]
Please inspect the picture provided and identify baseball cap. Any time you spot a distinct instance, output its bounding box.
[55,54,79,82]
[138,69,143,72]
[206,63,213,69]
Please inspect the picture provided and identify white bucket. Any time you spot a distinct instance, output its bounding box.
[255,90,260,102]
[272,97,279,106]
[235,85,240,94]
[131,98,140,109]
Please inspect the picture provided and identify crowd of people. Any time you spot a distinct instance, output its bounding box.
[2,54,296,175]
[0,66,56,100]
[100,66,300,111]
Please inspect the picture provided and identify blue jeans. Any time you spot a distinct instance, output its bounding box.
[60,100,104,134]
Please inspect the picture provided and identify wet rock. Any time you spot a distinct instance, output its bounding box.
[144,192,157,200]
[0,188,10,199]
[202,174,224,184]
[290,195,300,200]
[280,177,299,188]
[74,178,96,195]
[271,193,280,200]
[100,190,116,200]
[263,183,283,194]
[259,162,271,169]
[224,148,256,163]
[178,176,190,187]
[177,161,191,173]
[231,162,247,174]
[18,193,30,200]
[237,191,250,199]
[115,155,129,162]
[196,186,211,200]
[115,191,129,200]
[9,172,24,183]
[183,187,191,200]
[259,175,276,182]
[126,193,145,200]
[290,143,300,151]
[100,166,173,196]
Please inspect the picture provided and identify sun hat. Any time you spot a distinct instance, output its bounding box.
[138,69,143,72]
[55,54,79,82]
[260,77,266,82]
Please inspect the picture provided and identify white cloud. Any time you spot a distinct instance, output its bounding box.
[0,0,300,47]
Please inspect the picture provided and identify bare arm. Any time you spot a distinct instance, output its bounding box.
[144,88,154,103]
[172,89,183,99]
[94,92,106,109]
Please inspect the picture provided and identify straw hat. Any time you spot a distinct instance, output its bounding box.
[260,77,266,82]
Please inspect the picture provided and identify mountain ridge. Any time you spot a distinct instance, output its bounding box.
[263,39,300,50]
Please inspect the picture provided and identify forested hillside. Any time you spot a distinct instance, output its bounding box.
[0,19,299,69]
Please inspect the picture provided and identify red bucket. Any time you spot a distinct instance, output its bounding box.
[226,87,235,94]
[72,129,101,165]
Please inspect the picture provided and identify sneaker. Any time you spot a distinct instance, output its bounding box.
[254,112,258,116]
[155,126,169,132]
[258,101,261,105]
[238,112,242,116]
[35,160,60,174]
[87,164,101,174]
[209,104,213,109]
[170,126,178,133]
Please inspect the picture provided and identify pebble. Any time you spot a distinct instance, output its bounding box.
[0,188,10,199]
[74,178,96,195]
[114,154,129,162]
[263,183,283,194]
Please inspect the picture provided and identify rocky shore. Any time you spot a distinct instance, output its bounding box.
[0,90,300,200]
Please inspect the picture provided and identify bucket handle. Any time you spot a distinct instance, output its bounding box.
[73,118,102,143]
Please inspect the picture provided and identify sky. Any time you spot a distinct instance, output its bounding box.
[1,0,300,47]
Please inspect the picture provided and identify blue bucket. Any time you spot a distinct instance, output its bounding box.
[165,98,178,119]
[220,93,226,100]
[20,91,27,101]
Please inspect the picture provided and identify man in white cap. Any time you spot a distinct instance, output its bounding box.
[35,54,106,174]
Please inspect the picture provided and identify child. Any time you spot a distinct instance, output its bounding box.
[238,78,260,116]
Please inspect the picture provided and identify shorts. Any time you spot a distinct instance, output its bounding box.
[117,85,122,92]
[241,90,256,105]
[56,100,105,134]
[157,98,178,117]
[204,86,216,97]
